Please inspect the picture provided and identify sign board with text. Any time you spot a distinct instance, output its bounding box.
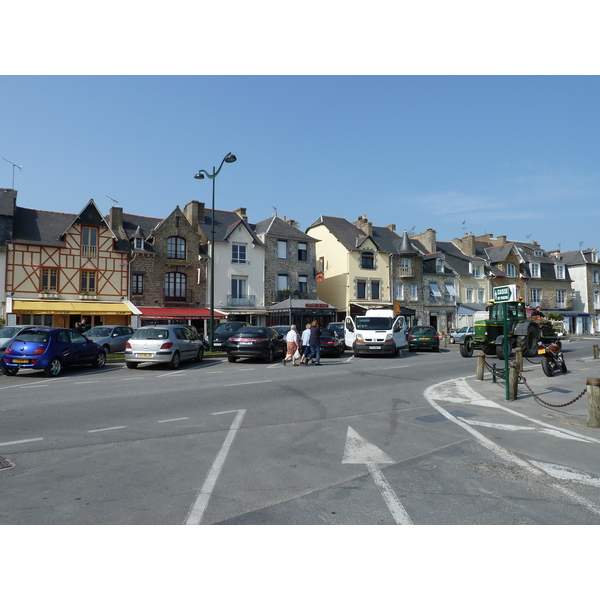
[493,284,517,303]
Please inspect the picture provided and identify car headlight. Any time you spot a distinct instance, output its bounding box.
[385,333,393,341]
[356,333,365,342]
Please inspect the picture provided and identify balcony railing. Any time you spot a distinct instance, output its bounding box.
[227,294,256,307]
[81,245,97,258]
[164,288,194,305]
[397,266,414,278]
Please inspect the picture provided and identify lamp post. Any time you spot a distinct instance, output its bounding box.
[194,152,237,352]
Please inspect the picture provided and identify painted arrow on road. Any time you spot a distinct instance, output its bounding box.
[343,426,413,525]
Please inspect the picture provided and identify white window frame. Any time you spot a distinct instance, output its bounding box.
[277,274,289,291]
[505,263,516,277]
[409,284,418,300]
[232,243,247,264]
[530,262,540,278]
[555,264,565,279]
[531,288,542,304]
[556,289,567,308]
[277,240,287,260]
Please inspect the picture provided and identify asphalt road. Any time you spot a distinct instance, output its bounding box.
[2,339,600,525]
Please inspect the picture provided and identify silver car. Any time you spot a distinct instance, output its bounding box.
[125,325,204,369]
[0,325,29,358]
[450,325,475,344]
[86,325,135,354]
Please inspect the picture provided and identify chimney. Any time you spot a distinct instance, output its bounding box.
[353,215,373,237]
[497,235,507,245]
[110,205,123,231]
[385,224,396,232]
[235,207,248,221]
[414,228,437,253]
[184,201,200,233]
[453,232,476,257]
[0,188,17,217]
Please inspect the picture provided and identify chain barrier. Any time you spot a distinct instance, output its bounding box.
[481,355,586,408]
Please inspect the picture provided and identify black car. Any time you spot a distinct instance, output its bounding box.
[319,330,345,357]
[210,322,251,350]
[324,322,345,349]
[226,326,286,363]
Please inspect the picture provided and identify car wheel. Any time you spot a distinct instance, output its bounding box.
[265,348,274,363]
[44,357,62,377]
[94,351,107,368]
[126,362,138,369]
[2,367,18,376]
[353,345,360,357]
[227,355,237,363]
[194,347,204,362]
[169,351,181,370]
[102,344,110,355]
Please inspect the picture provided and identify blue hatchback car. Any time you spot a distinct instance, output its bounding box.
[1,327,106,377]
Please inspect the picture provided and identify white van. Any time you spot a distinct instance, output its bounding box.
[344,309,406,357]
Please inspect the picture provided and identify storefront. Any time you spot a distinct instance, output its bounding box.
[6,298,138,328]
[267,298,336,329]
[135,306,228,338]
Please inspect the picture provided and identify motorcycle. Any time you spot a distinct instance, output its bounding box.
[537,340,567,377]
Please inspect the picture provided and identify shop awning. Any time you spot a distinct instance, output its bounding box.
[12,300,137,315]
[137,306,227,320]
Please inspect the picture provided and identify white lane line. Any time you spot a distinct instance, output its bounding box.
[157,372,187,378]
[185,409,246,525]
[224,380,272,387]
[87,426,127,433]
[0,437,44,447]
[381,365,411,370]
[158,417,190,423]
[74,380,100,384]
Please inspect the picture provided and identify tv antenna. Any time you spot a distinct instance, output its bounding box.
[2,158,22,188]
[272,206,277,216]
[106,195,120,205]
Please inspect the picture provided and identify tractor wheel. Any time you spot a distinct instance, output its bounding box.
[482,343,496,356]
[459,337,474,357]
[496,344,505,361]
[519,323,540,357]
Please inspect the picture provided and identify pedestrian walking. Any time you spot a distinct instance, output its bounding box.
[300,323,311,364]
[283,324,301,366]
[304,320,322,365]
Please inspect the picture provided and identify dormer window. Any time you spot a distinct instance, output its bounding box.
[134,237,144,250]
[505,263,516,278]
[530,262,540,278]
[436,259,444,273]
[555,264,565,279]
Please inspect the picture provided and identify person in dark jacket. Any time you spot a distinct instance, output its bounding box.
[304,320,322,365]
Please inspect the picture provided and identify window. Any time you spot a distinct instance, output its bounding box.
[429,283,442,298]
[400,258,413,276]
[81,227,98,258]
[556,289,567,308]
[231,277,247,299]
[361,251,375,269]
[595,290,600,309]
[371,280,380,300]
[132,274,143,295]
[530,263,540,278]
[505,263,516,277]
[436,259,444,274]
[471,263,482,278]
[555,264,565,279]
[167,236,186,260]
[298,275,308,293]
[395,283,404,300]
[165,272,186,301]
[409,284,418,300]
[357,280,366,299]
[133,237,144,250]
[232,244,247,264]
[81,270,96,293]
[41,268,58,292]
[277,274,289,291]
[594,271,600,285]
[534,250,543,257]
[277,240,287,259]
[531,289,541,304]
[466,287,473,302]
[477,287,485,303]
[297,242,307,262]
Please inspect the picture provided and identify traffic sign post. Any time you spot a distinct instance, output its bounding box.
[493,285,518,402]
[493,284,517,303]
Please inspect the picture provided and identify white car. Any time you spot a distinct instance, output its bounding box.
[0,325,29,358]
[450,326,475,344]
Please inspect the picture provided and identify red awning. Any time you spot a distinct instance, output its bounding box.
[137,307,227,320]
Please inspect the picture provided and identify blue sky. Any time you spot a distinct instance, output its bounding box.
[2,75,598,253]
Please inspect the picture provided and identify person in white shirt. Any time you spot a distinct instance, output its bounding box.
[283,324,301,366]
[299,323,311,364]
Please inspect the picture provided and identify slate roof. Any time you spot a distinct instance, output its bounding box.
[253,215,317,242]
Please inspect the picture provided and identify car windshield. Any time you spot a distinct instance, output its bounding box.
[457,327,468,333]
[215,323,244,334]
[132,329,170,340]
[355,317,393,330]
[236,328,269,338]
[0,326,23,338]
[15,331,50,343]
[412,327,434,335]
[87,327,112,337]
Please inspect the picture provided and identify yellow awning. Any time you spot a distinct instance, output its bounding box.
[12,301,133,315]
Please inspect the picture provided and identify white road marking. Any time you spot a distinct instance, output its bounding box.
[425,379,600,518]
[158,417,190,423]
[0,437,44,447]
[87,426,127,433]
[74,380,100,384]
[185,409,246,525]
[343,426,413,525]
[157,372,187,378]
[224,380,272,387]
[381,365,411,370]
[530,461,600,487]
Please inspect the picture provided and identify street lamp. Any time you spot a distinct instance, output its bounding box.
[194,152,237,352]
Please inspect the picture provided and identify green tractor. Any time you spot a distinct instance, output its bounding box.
[459,300,557,360]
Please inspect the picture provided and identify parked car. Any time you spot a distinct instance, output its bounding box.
[210,322,251,350]
[0,325,30,358]
[324,322,346,349]
[271,325,293,337]
[85,325,135,354]
[226,326,286,363]
[1,327,106,377]
[450,326,475,344]
[319,330,345,357]
[125,325,204,369]
[407,326,440,352]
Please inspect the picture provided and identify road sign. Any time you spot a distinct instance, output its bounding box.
[493,284,517,303]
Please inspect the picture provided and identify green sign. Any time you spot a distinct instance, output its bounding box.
[493,284,516,303]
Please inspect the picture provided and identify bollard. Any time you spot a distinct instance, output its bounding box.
[508,361,518,401]
[588,378,600,428]
[443,334,448,349]
[593,344,599,360]
[515,347,523,371]
[476,352,485,380]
